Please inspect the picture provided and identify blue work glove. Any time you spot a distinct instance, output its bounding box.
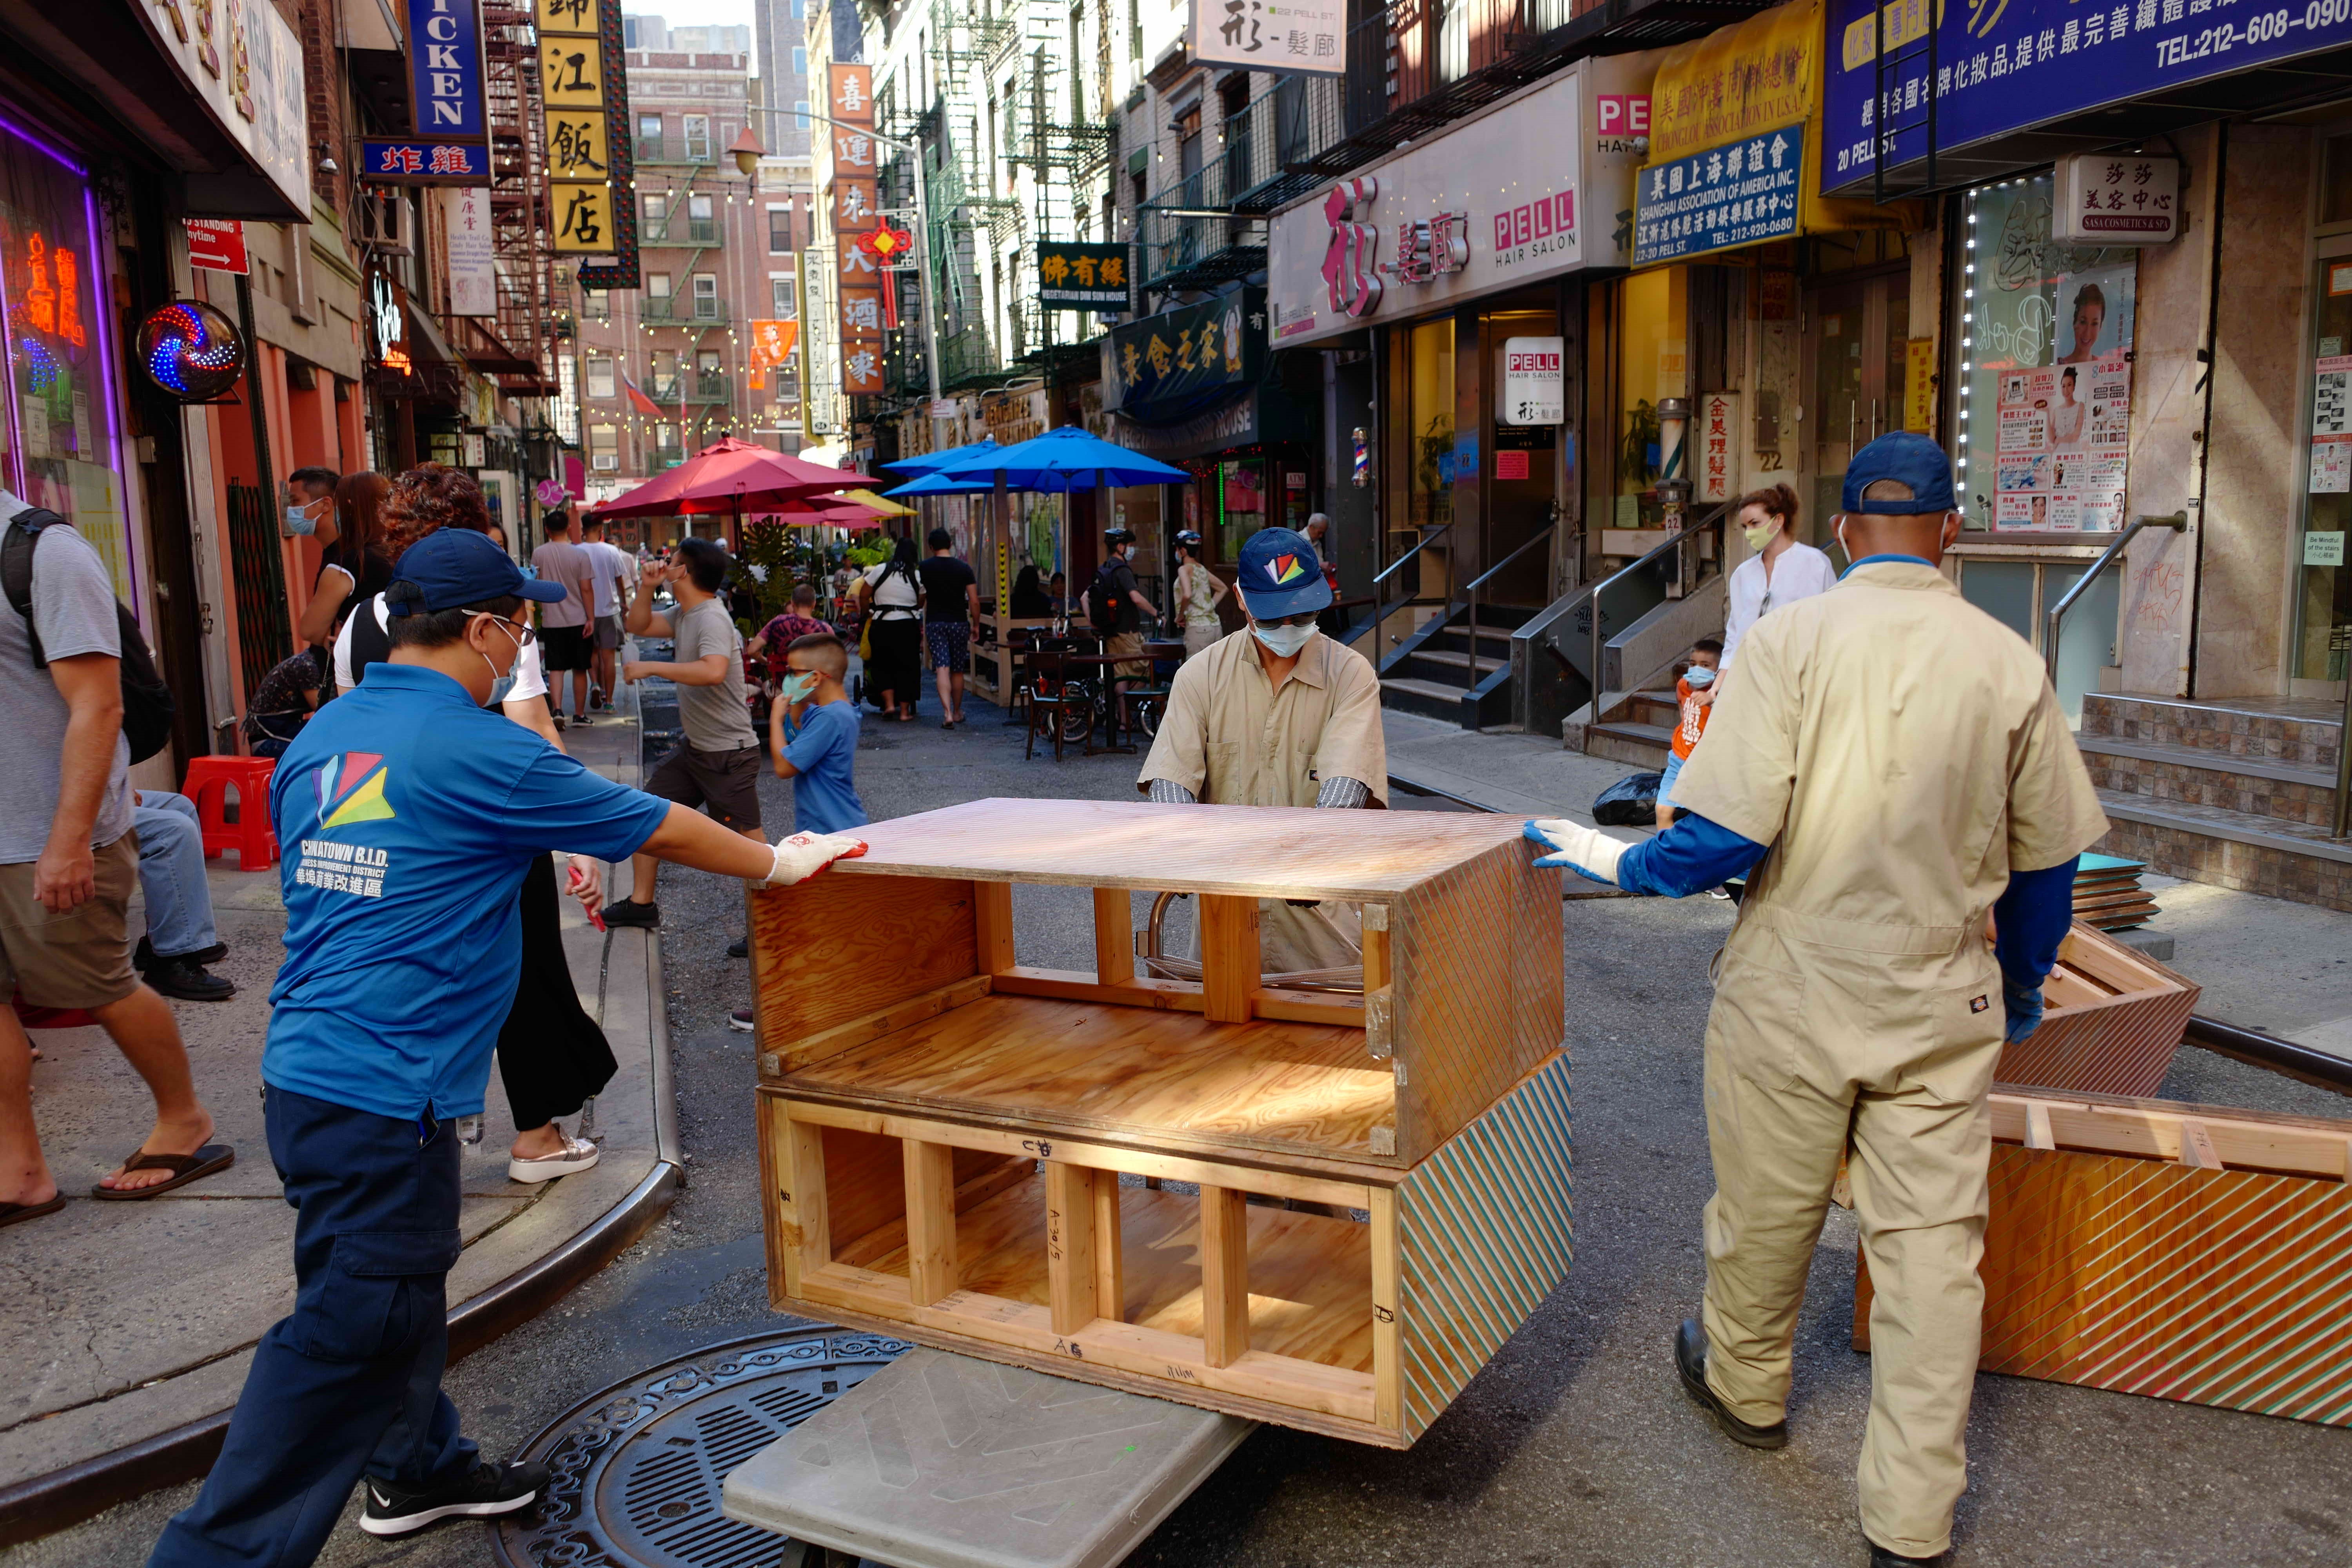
[2002,976,2045,1044]
[1523,818,1628,886]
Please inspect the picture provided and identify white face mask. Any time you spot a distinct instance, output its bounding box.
[468,613,524,708]
[1251,619,1316,658]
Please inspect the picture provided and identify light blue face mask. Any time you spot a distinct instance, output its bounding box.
[778,670,821,704]
[283,501,320,538]
[1685,664,1717,688]
[468,612,523,708]
[1250,619,1316,658]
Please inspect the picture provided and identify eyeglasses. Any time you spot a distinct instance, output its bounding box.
[465,610,537,647]
[1258,609,1318,627]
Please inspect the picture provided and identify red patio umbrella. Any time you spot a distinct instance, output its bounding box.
[594,437,879,543]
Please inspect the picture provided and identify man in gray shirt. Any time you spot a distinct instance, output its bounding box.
[0,499,227,1228]
[530,506,599,728]
[604,538,763,973]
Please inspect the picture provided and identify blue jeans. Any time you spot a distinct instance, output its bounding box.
[132,792,217,959]
[148,1087,477,1568]
[1656,751,1688,811]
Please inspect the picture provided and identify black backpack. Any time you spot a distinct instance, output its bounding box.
[4,507,176,764]
[1087,561,1125,633]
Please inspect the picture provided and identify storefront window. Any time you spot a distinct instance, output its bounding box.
[1617,268,1686,527]
[1951,175,2138,532]
[2298,256,2352,682]
[1216,456,1264,559]
[0,117,129,599]
[1405,318,1454,530]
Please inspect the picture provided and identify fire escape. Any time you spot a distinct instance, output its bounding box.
[470,0,561,394]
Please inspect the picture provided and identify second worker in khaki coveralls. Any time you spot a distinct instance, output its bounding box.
[1138,525,1386,974]
[1526,434,2107,1568]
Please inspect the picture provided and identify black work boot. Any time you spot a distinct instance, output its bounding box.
[1866,1540,1949,1567]
[1673,1319,1788,1450]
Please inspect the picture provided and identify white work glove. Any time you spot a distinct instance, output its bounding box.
[756,831,868,888]
[1523,818,1628,886]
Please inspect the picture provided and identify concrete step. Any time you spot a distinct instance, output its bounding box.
[2078,735,2338,831]
[2083,691,2342,772]
[2094,787,2352,914]
[1381,675,1473,724]
[1412,647,1506,675]
[1584,720,1671,769]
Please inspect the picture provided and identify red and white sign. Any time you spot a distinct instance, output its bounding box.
[185,220,249,275]
[1699,392,1740,503]
[1595,94,1650,143]
[1500,336,1564,426]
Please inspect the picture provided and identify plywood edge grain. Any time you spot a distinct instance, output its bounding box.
[768,973,995,1076]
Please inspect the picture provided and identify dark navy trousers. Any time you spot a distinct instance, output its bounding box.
[149,1087,478,1568]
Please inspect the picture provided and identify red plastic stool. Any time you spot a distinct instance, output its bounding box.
[182,756,279,870]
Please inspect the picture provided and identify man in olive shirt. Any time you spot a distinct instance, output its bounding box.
[607,537,764,937]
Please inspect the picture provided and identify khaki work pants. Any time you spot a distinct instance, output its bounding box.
[1698,911,2004,1559]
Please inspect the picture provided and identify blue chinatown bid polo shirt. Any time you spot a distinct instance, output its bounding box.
[263,662,672,1121]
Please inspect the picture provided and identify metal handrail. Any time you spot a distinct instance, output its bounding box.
[1373,523,1450,585]
[1350,524,1452,649]
[1462,525,1555,691]
[1585,502,1732,719]
[2043,512,2187,685]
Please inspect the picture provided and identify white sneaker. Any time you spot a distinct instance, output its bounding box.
[507,1134,600,1184]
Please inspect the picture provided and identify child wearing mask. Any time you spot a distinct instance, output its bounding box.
[767,632,869,836]
[1656,638,1722,831]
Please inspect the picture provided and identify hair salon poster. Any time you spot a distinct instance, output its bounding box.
[1988,259,2135,531]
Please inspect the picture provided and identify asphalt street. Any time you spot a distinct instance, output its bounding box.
[25,697,2349,1568]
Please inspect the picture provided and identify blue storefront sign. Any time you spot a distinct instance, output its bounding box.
[1633,125,1804,265]
[409,0,488,141]
[1824,0,2352,194]
[359,140,492,183]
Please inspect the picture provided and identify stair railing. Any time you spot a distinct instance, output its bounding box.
[1348,523,1453,651]
[1459,526,1555,691]
[2043,512,2188,686]
[1581,503,1732,738]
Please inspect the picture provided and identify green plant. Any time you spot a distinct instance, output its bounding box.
[1414,413,1452,496]
[1619,399,1660,490]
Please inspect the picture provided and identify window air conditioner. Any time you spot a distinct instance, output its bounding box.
[359,191,413,255]
[593,453,619,471]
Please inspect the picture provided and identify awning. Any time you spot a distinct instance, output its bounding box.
[0,0,311,221]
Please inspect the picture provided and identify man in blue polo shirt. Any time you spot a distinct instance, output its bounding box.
[151,530,864,1568]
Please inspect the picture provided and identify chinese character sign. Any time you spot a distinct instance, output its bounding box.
[2052,154,2179,245]
[1632,126,1800,265]
[832,178,878,232]
[828,64,874,126]
[1499,336,1564,426]
[842,343,884,395]
[1191,0,1344,75]
[358,139,490,183]
[1698,392,1739,502]
[443,187,497,315]
[541,37,603,107]
[544,110,611,178]
[552,181,613,252]
[1036,242,1132,311]
[1106,287,1259,409]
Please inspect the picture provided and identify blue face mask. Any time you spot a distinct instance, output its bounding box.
[283,501,319,538]
[1685,664,1717,688]
[469,613,523,708]
[778,670,821,704]
[1250,619,1316,658]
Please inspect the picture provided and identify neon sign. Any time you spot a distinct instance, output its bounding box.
[22,232,87,348]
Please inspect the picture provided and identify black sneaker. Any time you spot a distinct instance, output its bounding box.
[145,958,235,1002]
[600,898,660,928]
[359,1458,549,1536]
[571,712,595,727]
[1673,1319,1787,1450]
[729,1008,756,1032]
[727,938,748,958]
[136,936,229,971]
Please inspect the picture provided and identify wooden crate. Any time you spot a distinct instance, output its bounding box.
[757,1053,1573,1448]
[745,799,1563,1171]
[1854,1087,2352,1426]
[1993,923,2200,1097]
[746,799,1572,1443]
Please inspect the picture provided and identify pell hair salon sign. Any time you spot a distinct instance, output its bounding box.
[1265,53,1659,350]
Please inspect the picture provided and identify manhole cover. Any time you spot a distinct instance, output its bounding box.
[493,1327,912,1568]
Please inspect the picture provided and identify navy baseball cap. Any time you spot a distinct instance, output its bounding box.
[1235,527,1332,618]
[1840,432,1958,515]
[387,528,567,615]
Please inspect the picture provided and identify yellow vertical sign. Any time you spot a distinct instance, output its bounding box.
[541,0,613,256]
[1905,336,1936,433]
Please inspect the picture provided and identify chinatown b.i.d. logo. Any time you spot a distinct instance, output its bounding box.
[1320,177,1382,320]
[1269,553,1309,585]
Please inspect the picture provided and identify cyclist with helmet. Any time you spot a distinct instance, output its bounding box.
[1171,529,1229,657]
[1080,525,1160,693]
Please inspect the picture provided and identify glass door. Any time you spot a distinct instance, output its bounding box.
[2303,253,2352,685]
[1805,272,1907,547]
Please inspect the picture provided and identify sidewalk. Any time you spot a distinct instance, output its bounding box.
[0,702,679,1544]
[1381,709,2352,1060]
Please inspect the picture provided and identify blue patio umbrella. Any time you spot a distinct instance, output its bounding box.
[877,436,1000,476]
[883,470,999,498]
[932,426,1192,592]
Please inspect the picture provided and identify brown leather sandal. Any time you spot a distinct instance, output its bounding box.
[90,1144,235,1200]
[0,1195,65,1229]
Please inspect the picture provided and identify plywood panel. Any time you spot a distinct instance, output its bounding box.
[749,872,978,1044]
[1855,1140,2352,1426]
[824,797,1529,900]
[782,992,1395,1161]
[1993,922,2200,1097]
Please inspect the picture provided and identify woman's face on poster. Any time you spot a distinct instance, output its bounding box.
[2071,298,2105,356]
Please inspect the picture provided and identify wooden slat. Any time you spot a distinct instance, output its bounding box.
[1093,1168,1124,1323]
[776,1095,1382,1206]
[1199,895,1259,1024]
[780,1110,832,1292]
[757,1092,792,1304]
[2024,1101,2055,1151]
[822,797,1528,901]
[989,967,1205,1011]
[973,878,1015,974]
[902,1140,958,1305]
[1361,921,1392,992]
[1368,1185,1401,1434]
[2178,1119,2223,1171]
[1250,988,1366,1027]
[1093,888,1134,985]
[1045,1161,1098,1334]
[1990,1089,2352,1178]
[1201,1184,1251,1368]
[769,974,993,1075]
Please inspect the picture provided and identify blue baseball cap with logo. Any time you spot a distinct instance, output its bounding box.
[1840,431,1958,515]
[1235,526,1332,618]
[387,527,568,615]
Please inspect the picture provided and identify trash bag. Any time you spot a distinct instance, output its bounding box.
[1591,771,1663,826]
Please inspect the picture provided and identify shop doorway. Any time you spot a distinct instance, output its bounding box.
[1804,270,1907,546]
[1483,305,1561,609]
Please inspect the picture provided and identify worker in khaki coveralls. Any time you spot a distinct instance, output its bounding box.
[1526,434,2106,1568]
[1138,526,1385,974]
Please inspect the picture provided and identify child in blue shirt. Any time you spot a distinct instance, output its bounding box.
[768,632,869,834]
